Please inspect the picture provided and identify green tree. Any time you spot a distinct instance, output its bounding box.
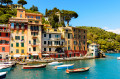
[4,0,12,5]
[17,0,27,8]
[45,8,48,16]
[116,35,120,42]
[62,10,78,26]
[30,5,38,11]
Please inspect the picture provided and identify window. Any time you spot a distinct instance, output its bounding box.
[27,16,29,18]
[83,41,85,45]
[16,43,19,47]
[2,47,5,51]
[19,11,23,12]
[20,14,22,18]
[84,31,86,33]
[21,23,24,27]
[79,41,81,45]
[33,47,36,51]
[68,47,70,50]
[49,34,51,38]
[44,34,46,37]
[49,48,51,51]
[16,49,19,53]
[31,16,33,18]
[6,33,8,36]
[11,44,13,47]
[0,33,1,36]
[44,41,46,44]
[11,51,13,53]
[21,43,24,47]
[16,23,19,26]
[68,40,70,45]
[29,41,31,44]
[55,35,59,38]
[84,47,85,50]
[44,48,46,51]
[21,49,24,53]
[21,36,24,40]
[29,48,31,52]
[15,36,20,40]
[36,16,40,19]
[79,47,81,50]
[74,46,76,50]
[11,23,14,28]
[74,41,77,45]
[68,33,70,39]
[84,36,85,39]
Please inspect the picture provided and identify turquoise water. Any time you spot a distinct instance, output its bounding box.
[6,53,120,79]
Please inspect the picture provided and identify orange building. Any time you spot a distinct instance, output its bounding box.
[0,24,10,60]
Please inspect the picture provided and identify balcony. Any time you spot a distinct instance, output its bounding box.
[32,35,38,39]
[47,44,64,47]
[31,43,39,47]
[0,29,10,33]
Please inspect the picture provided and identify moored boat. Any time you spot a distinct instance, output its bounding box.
[0,66,11,72]
[22,64,46,69]
[66,67,90,73]
[0,72,7,79]
[48,62,63,66]
[19,63,27,65]
[54,64,74,69]
[117,57,120,60]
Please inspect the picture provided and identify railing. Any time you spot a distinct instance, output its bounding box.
[0,29,10,32]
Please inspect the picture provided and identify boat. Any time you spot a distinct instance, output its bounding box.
[66,67,90,73]
[48,62,63,66]
[0,61,16,67]
[117,57,120,60]
[19,62,27,65]
[22,64,46,69]
[0,72,7,79]
[54,64,74,69]
[0,66,11,72]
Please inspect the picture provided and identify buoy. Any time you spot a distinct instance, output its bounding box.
[85,77,87,78]
[36,74,38,76]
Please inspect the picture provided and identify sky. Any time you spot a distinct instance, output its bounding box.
[13,0,120,34]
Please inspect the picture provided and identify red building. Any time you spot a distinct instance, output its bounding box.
[0,24,10,60]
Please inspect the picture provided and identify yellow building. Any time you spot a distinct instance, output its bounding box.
[9,8,43,59]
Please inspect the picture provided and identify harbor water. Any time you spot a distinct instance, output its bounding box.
[6,53,120,79]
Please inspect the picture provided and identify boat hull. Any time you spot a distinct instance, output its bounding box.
[0,72,6,79]
[0,66,11,72]
[66,67,90,73]
[48,62,63,66]
[23,64,46,69]
[55,64,74,69]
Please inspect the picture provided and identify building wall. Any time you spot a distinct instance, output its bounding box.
[0,24,10,59]
[9,22,28,58]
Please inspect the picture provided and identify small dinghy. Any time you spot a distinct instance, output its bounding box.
[22,64,46,69]
[19,63,27,65]
[66,67,90,73]
[0,72,7,79]
[48,62,63,66]
[54,64,74,69]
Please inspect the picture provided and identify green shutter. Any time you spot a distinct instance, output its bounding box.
[21,49,24,53]
[22,36,24,40]
[16,49,19,53]
[16,43,19,47]
[21,43,24,47]
[11,44,13,47]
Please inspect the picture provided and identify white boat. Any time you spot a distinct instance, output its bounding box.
[0,66,11,72]
[54,64,74,69]
[117,57,120,60]
[0,72,7,79]
[48,62,63,66]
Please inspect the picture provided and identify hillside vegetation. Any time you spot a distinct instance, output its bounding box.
[77,26,120,52]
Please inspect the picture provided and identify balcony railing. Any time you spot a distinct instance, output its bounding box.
[31,43,39,47]
[0,29,10,32]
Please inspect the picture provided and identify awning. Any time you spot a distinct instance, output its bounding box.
[32,54,38,56]
[13,54,21,57]
[42,54,50,56]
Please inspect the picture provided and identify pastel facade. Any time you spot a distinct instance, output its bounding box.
[9,9,43,59]
[87,43,99,57]
[58,26,87,57]
[0,24,10,59]
[42,28,65,58]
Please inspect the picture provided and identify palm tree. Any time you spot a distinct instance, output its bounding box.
[17,0,27,8]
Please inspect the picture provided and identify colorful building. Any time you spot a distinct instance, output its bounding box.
[42,27,65,58]
[9,8,43,59]
[58,26,87,57]
[0,24,10,59]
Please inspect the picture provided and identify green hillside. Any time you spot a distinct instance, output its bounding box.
[77,26,120,52]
